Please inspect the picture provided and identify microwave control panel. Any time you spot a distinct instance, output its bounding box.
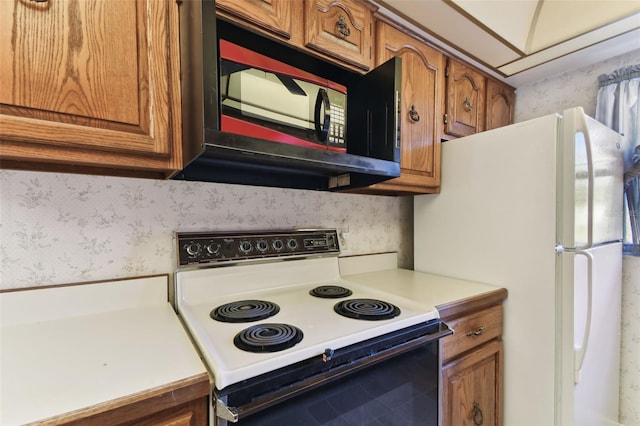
[329,104,346,147]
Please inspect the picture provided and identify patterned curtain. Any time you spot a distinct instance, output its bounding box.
[596,64,640,255]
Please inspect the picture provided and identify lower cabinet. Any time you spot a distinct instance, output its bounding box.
[442,340,503,426]
[120,397,208,426]
[439,295,505,426]
[58,375,210,426]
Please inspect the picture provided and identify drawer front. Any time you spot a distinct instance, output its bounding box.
[441,304,502,362]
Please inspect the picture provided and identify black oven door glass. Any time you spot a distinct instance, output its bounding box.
[238,342,439,425]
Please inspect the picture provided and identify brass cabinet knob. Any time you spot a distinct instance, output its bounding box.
[409,105,420,122]
[472,402,484,425]
[336,16,350,37]
[464,96,473,112]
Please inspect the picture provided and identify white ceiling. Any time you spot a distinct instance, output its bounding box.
[375,0,640,87]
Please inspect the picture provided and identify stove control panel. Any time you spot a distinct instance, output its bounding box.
[175,229,340,266]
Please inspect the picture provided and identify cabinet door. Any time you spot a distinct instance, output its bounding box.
[0,0,181,176]
[304,0,373,71]
[365,22,445,194]
[485,79,515,131]
[442,339,503,426]
[444,59,486,138]
[216,0,299,41]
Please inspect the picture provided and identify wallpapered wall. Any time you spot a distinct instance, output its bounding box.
[514,48,640,425]
[0,171,413,289]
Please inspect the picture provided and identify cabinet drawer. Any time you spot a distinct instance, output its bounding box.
[441,304,502,362]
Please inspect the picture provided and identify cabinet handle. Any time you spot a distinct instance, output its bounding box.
[464,96,473,112]
[336,16,351,37]
[466,326,485,337]
[409,105,420,122]
[472,402,484,425]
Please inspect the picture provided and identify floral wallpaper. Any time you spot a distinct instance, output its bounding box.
[0,170,413,289]
[514,48,640,425]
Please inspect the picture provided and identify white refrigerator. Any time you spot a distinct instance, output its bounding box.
[414,107,624,426]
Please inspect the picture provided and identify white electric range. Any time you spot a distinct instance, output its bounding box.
[174,229,450,425]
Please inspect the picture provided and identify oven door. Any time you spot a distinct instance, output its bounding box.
[213,320,452,425]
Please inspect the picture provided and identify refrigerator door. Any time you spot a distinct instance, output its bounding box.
[558,243,622,426]
[559,107,624,249]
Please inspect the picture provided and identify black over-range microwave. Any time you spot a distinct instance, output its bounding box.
[174,0,402,191]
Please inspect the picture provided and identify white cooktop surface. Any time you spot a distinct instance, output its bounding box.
[176,256,438,390]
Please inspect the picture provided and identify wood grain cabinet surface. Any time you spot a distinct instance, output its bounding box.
[438,292,506,426]
[485,79,516,131]
[303,0,374,71]
[357,21,444,195]
[0,0,182,178]
[53,374,210,426]
[216,0,300,42]
[217,0,373,72]
[444,58,486,139]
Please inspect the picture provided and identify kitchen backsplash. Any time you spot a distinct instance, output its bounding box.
[0,170,413,289]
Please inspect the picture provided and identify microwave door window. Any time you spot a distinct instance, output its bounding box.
[220,64,317,136]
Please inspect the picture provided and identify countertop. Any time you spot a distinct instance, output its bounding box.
[339,253,507,318]
[0,276,208,426]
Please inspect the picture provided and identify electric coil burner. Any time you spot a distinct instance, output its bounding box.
[234,323,304,353]
[309,285,353,298]
[334,298,401,320]
[174,229,451,425]
[211,300,279,323]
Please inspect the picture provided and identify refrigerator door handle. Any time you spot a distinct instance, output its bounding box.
[574,249,593,384]
[575,112,595,250]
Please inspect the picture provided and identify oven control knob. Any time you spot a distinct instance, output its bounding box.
[287,239,298,250]
[239,240,253,254]
[256,240,268,253]
[185,243,201,256]
[272,239,284,251]
[206,243,221,255]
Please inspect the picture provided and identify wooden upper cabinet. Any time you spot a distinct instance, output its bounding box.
[486,79,516,131]
[0,0,181,177]
[444,58,486,138]
[216,0,300,42]
[304,0,373,71]
[361,21,444,195]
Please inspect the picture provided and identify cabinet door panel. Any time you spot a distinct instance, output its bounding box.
[445,59,485,138]
[367,22,444,193]
[486,79,515,131]
[442,339,503,426]
[216,0,296,40]
[0,1,140,126]
[0,0,181,174]
[304,0,372,70]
